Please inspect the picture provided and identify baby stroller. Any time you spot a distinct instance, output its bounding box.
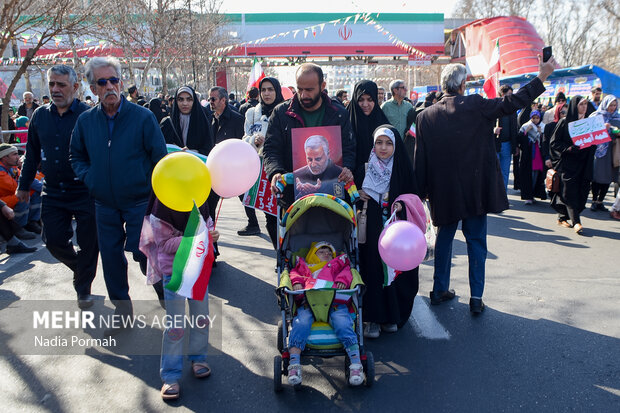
[274,193,374,391]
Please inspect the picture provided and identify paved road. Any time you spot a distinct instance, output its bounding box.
[1,191,619,412]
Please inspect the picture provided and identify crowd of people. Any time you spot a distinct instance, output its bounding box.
[1,52,618,400]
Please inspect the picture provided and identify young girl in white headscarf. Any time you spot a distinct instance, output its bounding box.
[357,125,419,339]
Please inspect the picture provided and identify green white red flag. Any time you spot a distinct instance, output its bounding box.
[246,58,265,92]
[166,204,214,301]
[408,121,416,138]
[483,40,501,98]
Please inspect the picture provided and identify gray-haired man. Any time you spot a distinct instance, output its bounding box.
[70,57,167,333]
[381,79,413,138]
[17,65,98,309]
[415,56,556,314]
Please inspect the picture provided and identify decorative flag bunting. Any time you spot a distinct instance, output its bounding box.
[166,204,215,301]
[483,40,501,99]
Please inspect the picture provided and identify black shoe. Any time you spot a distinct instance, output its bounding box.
[590,203,598,212]
[24,221,42,234]
[77,294,94,309]
[597,203,608,212]
[14,227,36,240]
[237,226,261,236]
[469,298,485,315]
[6,243,37,254]
[430,289,456,305]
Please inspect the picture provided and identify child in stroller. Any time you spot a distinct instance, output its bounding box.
[287,241,365,386]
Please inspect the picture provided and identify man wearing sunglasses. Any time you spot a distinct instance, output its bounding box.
[17,65,99,310]
[71,56,167,335]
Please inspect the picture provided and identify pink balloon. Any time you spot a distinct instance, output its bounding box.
[206,139,261,198]
[378,220,426,271]
[281,86,294,100]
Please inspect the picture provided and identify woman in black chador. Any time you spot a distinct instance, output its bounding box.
[160,86,213,156]
[347,80,390,187]
[549,96,595,234]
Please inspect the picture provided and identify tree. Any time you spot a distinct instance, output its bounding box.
[0,0,101,137]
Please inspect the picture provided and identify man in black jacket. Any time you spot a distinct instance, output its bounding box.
[239,87,259,117]
[264,63,355,208]
[17,65,98,310]
[494,85,519,191]
[208,86,260,236]
[17,91,39,118]
[415,56,556,315]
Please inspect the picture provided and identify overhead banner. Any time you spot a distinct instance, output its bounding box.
[223,13,444,57]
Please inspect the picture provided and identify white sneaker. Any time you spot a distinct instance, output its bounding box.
[363,322,380,339]
[287,363,302,385]
[349,363,365,386]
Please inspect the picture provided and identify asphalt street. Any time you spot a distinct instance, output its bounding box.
[1,189,619,412]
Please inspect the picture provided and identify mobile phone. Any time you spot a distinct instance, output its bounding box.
[542,46,552,62]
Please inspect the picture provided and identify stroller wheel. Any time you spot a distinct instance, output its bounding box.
[274,356,283,392]
[363,351,375,387]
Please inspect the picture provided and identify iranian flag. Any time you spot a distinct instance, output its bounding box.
[483,39,501,99]
[166,204,214,301]
[246,58,265,92]
[408,121,416,138]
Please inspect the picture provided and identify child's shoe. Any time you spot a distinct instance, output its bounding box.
[288,363,302,385]
[349,363,365,386]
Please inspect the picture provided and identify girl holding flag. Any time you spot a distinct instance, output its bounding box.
[139,194,218,401]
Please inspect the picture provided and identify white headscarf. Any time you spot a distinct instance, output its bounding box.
[362,127,395,203]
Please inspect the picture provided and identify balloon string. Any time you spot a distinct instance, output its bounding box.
[214,198,223,229]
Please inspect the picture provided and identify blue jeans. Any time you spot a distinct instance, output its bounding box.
[13,191,41,227]
[497,141,512,191]
[160,275,209,384]
[433,214,487,298]
[94,201,148,312]
[288,304,357,350]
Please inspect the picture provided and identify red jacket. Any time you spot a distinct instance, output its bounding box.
[0,165,19,208]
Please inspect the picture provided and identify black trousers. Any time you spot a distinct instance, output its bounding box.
[591,182,610,203]
[0,213,17,240]
[41,192,99,296]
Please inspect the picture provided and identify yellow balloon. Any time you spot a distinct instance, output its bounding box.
[152,152,211,212]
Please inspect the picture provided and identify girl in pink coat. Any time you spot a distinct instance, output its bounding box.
[287,241,364,386]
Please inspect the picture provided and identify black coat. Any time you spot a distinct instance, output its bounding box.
[17,102,39,117]
[415,77,546,226]
[239,99,258,117]
[212,105,245,144]
[517,131,547,200]
[495,113,519,152]
[263,92,356,206]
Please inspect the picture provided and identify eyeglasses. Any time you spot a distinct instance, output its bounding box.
[95,77,120,87]
[208,97,219,102]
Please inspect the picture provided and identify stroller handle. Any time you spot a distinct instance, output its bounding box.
[282,285,361,295]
